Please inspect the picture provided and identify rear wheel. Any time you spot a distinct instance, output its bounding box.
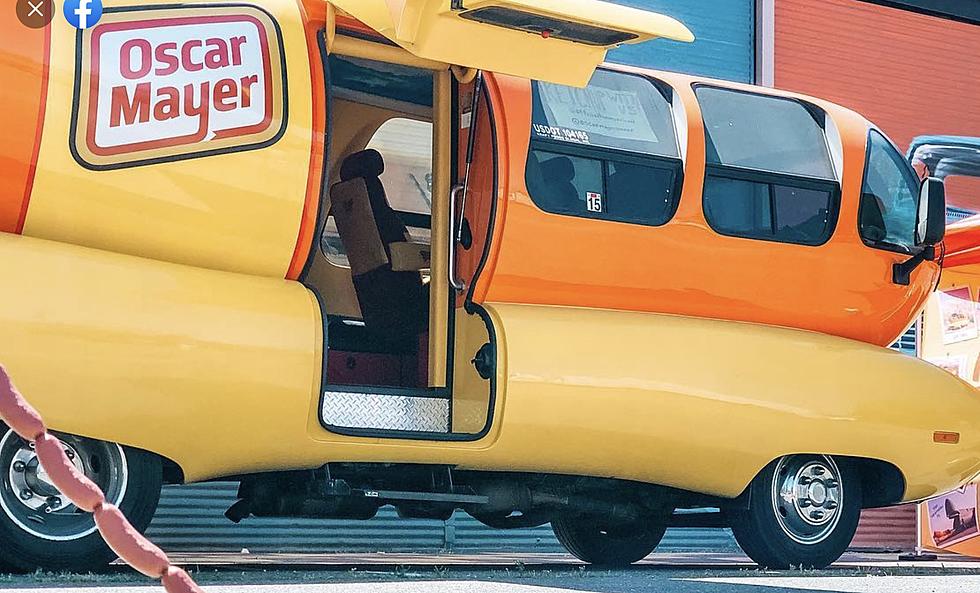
[731,454,861,569]
[552,514,667,567]
[0,425,163,573]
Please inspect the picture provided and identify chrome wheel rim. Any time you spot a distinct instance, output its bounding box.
[0,429,128,541]
[771,455,843,545]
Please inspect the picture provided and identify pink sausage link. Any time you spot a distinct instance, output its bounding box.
[0,366,205,593]
[95,504,171,578]
[0,369,44,440]
[34,433,105,512]
[163,566,205,593]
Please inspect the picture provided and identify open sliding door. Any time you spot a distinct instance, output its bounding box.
[319,0,692,440]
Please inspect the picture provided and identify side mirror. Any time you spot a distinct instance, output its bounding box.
[916,177,946,246]
[894,177,946,285]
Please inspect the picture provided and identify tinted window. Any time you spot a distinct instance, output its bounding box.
[526,70,682,227]
[860,131,920,252]
[526,151,603,216]
[532,70,678,157]
[527,150,678,226]
[697,86,836,180]
[704,177,836,246]
[607,160,677,225]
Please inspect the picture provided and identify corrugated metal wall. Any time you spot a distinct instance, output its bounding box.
[147,483,738,554]
[607,0,756,82]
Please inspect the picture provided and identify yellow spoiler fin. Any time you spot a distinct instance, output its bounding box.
[329,0,694,86]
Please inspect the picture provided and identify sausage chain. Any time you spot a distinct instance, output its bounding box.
[0,365,204,593]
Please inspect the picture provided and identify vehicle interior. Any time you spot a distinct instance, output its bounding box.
[300,32,496,438]
[304,52,437,391]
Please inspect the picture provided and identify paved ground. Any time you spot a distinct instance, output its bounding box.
[3,553,980,592]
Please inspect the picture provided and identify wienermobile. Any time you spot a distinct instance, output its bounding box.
[0,0,977,572]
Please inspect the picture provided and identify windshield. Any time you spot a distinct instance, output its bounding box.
[859,131,920,253]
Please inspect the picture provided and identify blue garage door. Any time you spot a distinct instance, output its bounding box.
[607,0,756,83]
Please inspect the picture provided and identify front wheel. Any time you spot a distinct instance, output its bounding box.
[731,454,861,569]
[552,514,667,567]
[0,425,163,573]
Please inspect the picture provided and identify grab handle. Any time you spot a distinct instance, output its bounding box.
[448,184,466,292]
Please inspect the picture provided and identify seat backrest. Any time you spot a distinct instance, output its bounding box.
[332,150,426,341]
[330,178,389,277]
[532,154,579,212]
[859,193,888,242]
[340,149,410,250]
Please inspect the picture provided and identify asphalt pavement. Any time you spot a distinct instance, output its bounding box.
[2,553,980,592]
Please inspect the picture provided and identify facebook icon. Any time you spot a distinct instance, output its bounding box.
[63,0,103,30]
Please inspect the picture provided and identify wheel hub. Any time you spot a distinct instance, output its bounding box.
[772,456,843,545]
[9,441,82,513]
[0,429,129,541]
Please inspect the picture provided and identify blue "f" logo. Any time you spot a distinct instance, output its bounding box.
[64,0,103,30]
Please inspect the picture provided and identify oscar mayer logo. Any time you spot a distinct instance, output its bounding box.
[72,6,286,169]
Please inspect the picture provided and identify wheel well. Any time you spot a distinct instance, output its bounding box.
[737,455,907,510]
[159,456,185,485]
[126,445,184,485]
[845,457,906,509]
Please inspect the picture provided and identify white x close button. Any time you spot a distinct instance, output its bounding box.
[16,0,54,29]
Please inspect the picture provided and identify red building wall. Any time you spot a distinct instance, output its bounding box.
[775,0,980,211]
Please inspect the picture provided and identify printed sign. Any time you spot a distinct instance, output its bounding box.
[537,82,659,145]
[927,485,980,549]
[926,355,968,379]
[939,287,979,345]
[72,6,286,169]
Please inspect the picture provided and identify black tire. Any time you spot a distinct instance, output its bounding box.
[0,425,163,573]
[552,514,667,567]
[731,455,861,569]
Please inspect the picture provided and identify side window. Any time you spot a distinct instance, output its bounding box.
[322,118,433,267]
[697,86,840,246]
[525,69,683,227]
[860,130,920,253]
[368,118,434,215]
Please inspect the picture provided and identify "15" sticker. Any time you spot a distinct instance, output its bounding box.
[586,192,603,213]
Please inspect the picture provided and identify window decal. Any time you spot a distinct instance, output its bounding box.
[532,70,678,158]
[586,191,603,213]
[71,5,287,170]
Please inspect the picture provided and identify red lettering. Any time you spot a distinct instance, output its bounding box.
[230,36,246,66]
[154,42,179,76]
[181,40,203,72]
[184,81,210,135]
[213,79,237,112]
[204,38,230,69]
[110,83,151,127]
[120,39,151,80]
[239,75,258,109]
[153,87,181,121]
